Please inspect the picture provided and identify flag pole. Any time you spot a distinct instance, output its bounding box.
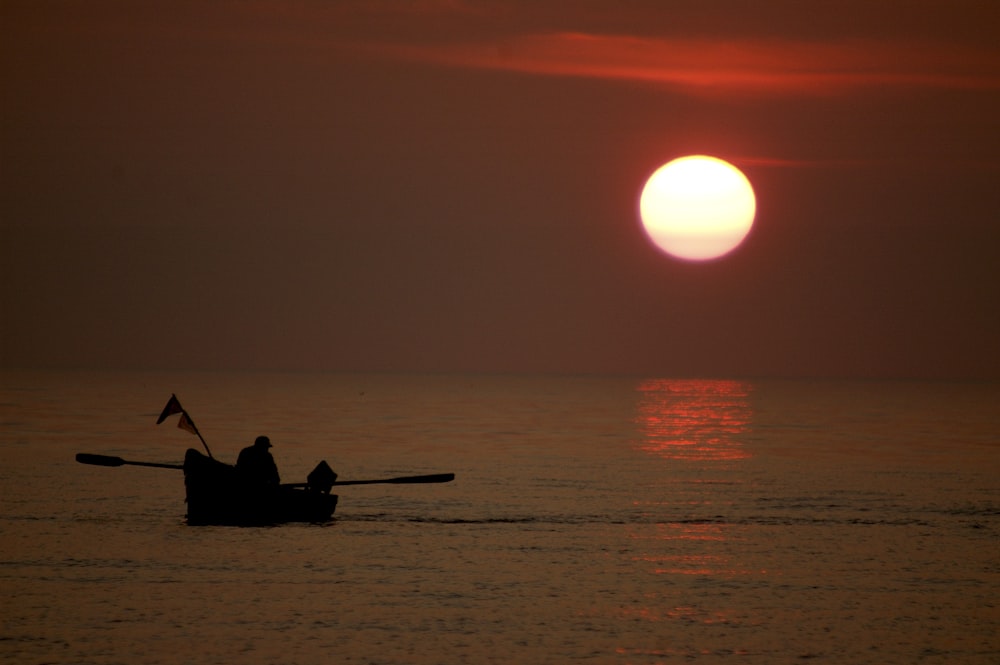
[181,412,214,459]
[192,424,213,460]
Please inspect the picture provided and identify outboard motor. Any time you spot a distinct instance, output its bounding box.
[307,460,337,494]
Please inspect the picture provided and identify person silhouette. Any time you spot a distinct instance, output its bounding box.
[236,435,281,486]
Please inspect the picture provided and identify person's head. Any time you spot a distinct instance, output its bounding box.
[254,435,272,449]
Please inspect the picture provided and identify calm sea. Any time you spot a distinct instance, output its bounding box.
[1,371,997,664]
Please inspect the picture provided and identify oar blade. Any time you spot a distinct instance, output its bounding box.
[330,472,456,487]
[386,473,455,484]
[75,453,183,470]
[76,453,126,467]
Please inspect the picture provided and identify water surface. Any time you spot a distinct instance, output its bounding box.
[1,371,997,663]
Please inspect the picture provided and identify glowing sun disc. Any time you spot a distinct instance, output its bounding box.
[639,155,756,261]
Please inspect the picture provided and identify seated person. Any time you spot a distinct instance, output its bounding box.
[236,435,280,486]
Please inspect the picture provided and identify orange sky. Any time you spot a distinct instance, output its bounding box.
[2,1,999,378]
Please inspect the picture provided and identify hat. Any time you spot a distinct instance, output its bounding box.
[254,435,272,448]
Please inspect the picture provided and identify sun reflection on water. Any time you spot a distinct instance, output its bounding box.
[613,378,765,655]
[629,380,756,578]
[634,378,752,462]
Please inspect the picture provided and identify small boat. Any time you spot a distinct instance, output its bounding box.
[75,449,453,526]
[183,449,338,526]
[75,394,454,526]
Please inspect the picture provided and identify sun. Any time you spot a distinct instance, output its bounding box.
[639,155,756,261]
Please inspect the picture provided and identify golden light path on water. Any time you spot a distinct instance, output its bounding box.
[620,378,763,655]
[634,378,752,462]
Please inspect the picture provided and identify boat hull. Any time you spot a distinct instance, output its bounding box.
[183,449,338,525]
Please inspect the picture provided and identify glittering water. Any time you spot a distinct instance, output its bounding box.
[1,371,998,664]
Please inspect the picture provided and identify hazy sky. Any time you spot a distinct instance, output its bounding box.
[3,1,999,378]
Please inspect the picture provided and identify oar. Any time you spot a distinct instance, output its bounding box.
[76,453,183,470]
[284,473,455,489]
[333,473,455,486]
[76,453,454,485]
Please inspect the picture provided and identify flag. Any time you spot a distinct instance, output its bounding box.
[156,394,184,424]
[153,394,213,458]
[177,412,199,436]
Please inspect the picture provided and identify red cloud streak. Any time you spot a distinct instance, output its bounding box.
[371,32,1000,95]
